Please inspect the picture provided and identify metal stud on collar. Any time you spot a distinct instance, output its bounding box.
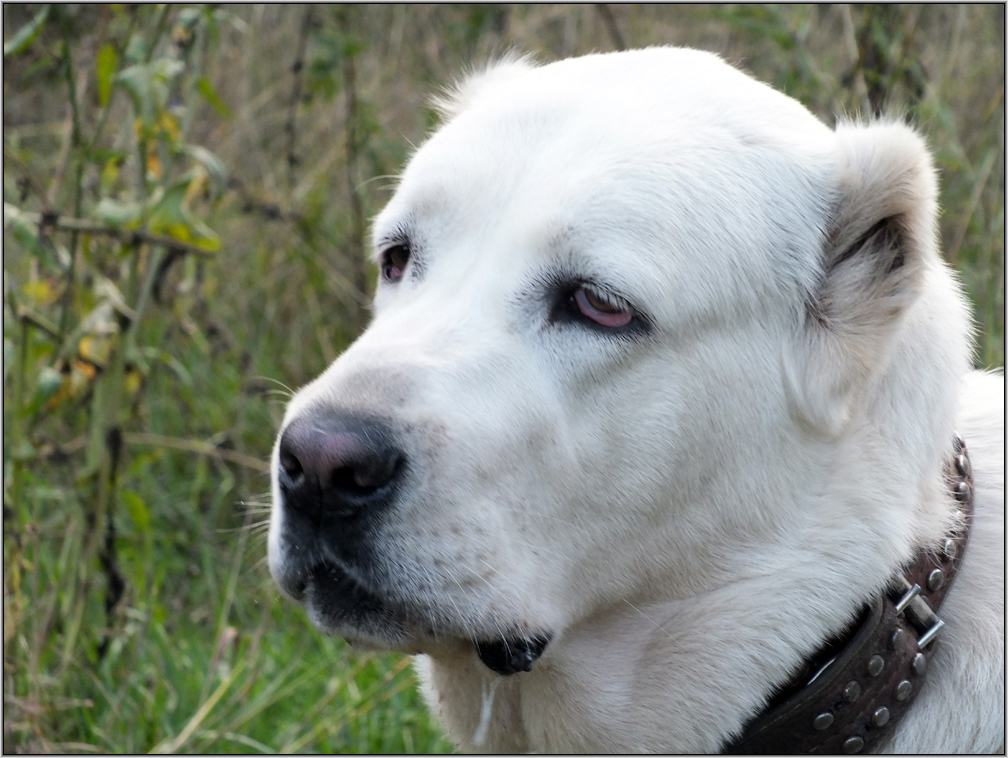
[813,712,834,730]
[866,655,885,677]
[842,735,865,754]
[843,681,861,702]
[942,539,957,561]
[894,680,912,701]
[871,707,890,727]
[927,568,945,591]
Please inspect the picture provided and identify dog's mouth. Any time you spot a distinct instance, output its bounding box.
[289,560,552,674]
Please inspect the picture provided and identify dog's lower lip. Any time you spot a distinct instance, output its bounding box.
[475,633,552,675]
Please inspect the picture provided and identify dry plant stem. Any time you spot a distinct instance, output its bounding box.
[595,4,626,51]
[73,5,179,653]
[24,212,214,259]
[304,283,336,364]
[85,11,138,163]
[145,5,173,64]
[179,21,207,146]
[285,6,315,190]
[56,36,88,339]
[338,11,370,332]
[215,656,309,740]
[155,659,247,755]
[73,217,164,674]
[280,657,415,754]
[124,433,269,472]
[947,149,997,265]
[4,148,52,210]
[196,501,253,707]
[89,250,157,656]
[9,316,40,702]
[839,4,872,114]
[47,54,87,210]
[226,599,272,709]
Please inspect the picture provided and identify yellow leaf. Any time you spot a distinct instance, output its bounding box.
[101,157,122,194]
[124,368,143,395]
[72,360,96,388]
[158,111,181,142]
[184,167,209,206]
[45,376,72,410]
[79,335,112,366]
[23,279,58,306]
[146,152,162,180]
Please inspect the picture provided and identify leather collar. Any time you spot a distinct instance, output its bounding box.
[725,435,975,755]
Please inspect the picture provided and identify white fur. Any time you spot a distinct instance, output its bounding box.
[269,48,1004,752]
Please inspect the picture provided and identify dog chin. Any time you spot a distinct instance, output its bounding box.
[297,560,553,672]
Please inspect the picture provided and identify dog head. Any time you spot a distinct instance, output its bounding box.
[268,48,970,669]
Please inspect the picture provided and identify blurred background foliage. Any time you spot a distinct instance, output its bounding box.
[3,4,1003,753]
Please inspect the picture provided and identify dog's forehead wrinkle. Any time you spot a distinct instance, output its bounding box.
[400,168,827,332]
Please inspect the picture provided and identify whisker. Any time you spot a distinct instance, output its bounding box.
[623,598,679,643]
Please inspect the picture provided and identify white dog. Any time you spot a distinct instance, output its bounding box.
[268,48,1004,753]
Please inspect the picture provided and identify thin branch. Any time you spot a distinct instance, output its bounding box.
[123,432,270,473]
[226,176,305,225]
[25,433,269,474]
[3,146,51,210]
[285,7,315,190]
[337,8,370,332]
[595,5,626,52]
[839,4,872,114]
[19,211,215,259]
[947,149,996,265]
[14,305,62,342]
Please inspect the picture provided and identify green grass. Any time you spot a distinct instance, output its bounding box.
[3,4,1003,753]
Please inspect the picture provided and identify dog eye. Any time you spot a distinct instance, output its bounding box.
[573,285,634,328]
[380,244,410,282]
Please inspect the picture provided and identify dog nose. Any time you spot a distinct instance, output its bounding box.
[277,412,405,521]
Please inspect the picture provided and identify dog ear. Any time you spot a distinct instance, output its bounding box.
[786,120,939,435]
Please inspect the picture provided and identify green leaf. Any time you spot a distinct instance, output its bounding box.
[3,202,68,273]
[3,6,49,59]
[196,76,231,118]
[94,197,144,229]
[96,43,119,107]
[25,365,63,415]
[114,58,184,127]
[123,32,147,64]
[183,144,227,189]
[178,7,201,28]
[120,490,152,533]
[146,175,221,252]
[3,202,46,260]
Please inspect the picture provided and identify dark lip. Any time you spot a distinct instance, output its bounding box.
[295,559,417,645]
[303,559,393,612]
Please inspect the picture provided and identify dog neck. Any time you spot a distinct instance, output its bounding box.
[723,435,976,754]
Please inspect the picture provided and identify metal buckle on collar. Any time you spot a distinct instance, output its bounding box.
[889,577,945,648]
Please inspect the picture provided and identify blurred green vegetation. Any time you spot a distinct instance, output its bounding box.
[3,4,1003,753]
